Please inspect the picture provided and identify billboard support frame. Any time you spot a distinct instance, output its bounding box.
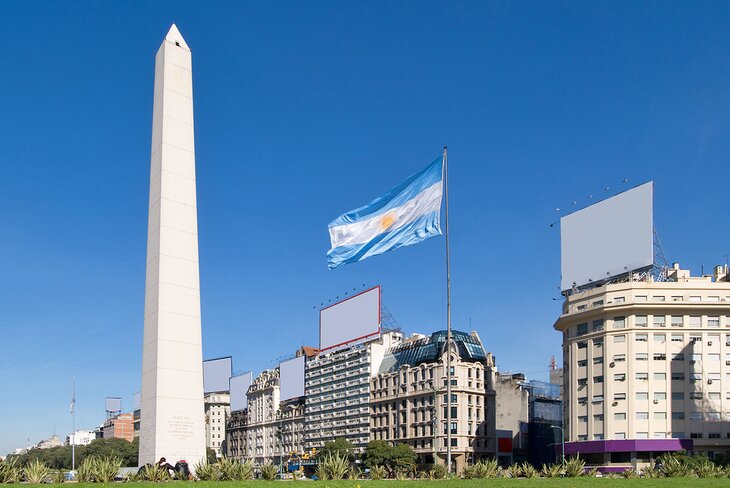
[318,285,381,353]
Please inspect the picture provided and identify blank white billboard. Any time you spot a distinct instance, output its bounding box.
[279,356,305,401]
[229,372,253,412]
[105,397,122,412]
[561,181,654,291]
[320,286,381,352]
[203,357,233,393]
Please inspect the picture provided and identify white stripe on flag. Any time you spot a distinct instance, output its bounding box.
[329,181,443,249]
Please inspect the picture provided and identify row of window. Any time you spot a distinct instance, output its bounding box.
[577,432,730,441]
[573,316,728,337]
[611,351,728,362]
[580,411,730,422]
[578,390,730,403]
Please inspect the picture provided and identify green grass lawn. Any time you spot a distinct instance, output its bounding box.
[67,480,730,488]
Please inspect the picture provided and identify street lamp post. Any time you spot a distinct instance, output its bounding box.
[550,425,565,464]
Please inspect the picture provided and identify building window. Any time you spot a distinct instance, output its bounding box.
[708,317,720,327]
[592,320,604,332]
[672,353,685,361]
[636,432,649,439]
[654,412,667,420]
[672,412,685,420]
[577,341,588,349]
[671,372,685,381]
[636,392,648,400]
[635,333,648,342]
[614,413,626,420]
[653,316,666,327]
[593,376,604,383]
[614,373,626,381]
[614,335,626,344]
[592,395,604,404]
[613,393,626,400]
[635,316,648,327]
[614,432,626,439]
[593,357,603,364]
[613,317,626,329]
[577,323,588,336]
[690,392,702,400]
[635,295,648,302]
[671,392,684,400]
[653,354,666,361]
[653,334,666,343]
[577,360,587,367]
[689,316,701,327]
[671,316,684,327]
[636,353,648,361]
[635,372,648,381]
[652,296,665,302]
[613,354,626,362]
[671,334,683,342]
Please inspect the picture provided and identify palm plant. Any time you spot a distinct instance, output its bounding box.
[92,456,121,483]
[260,463,278,481]
[347,466,362,480]
[0,458,22,484]
[562,456,586,477]
[520,462,538,478]
[429,463,447,479]
[75,457,95,483]
[193,461,220,481]
[52,469,66,484]
[462,459,499,479]
[316,452,349,480]
[369,464,387,480]
[23,459,50,484]
[541,463,562,478]
[507,463,521,478]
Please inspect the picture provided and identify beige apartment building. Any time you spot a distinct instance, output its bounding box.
[555,263,730,469]
[370,330,528,472]
[205,392,230,458]
[225,367,306,466]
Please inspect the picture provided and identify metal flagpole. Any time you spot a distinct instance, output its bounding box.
[443,146,452,474]
[71,377,76,472]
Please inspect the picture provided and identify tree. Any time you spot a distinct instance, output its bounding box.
[390,443,417,472]
[363,441,416,475]
[363,440,391,468]
[317,438,355,462]
[81,437,138,467]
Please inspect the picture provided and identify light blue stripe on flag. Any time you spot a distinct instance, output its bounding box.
[327,157,444,269]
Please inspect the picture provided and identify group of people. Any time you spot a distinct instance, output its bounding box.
[138,457,190,479]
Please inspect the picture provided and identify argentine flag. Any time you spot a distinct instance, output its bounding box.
[327,157,444,269]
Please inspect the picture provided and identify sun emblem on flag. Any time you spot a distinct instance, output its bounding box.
[379,213,396,230]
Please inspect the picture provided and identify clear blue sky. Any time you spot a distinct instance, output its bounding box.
[2,1,730,455]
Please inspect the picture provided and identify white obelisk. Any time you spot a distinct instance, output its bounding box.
[140,24,206,467]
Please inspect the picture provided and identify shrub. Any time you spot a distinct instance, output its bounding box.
[218,457,253,481]
[563,456,586,477]
[369,465,387,480]
[52,469,66,484]
[347,466,361,480]
[521,462,538,478]
[622,468,638,478]
[429,463,447,479]
[0,458,22,484]
[316,453,349,480]
[541,463,562,478]
[642,466,662,478]
[260,463,278,481]
[193,461,220,481]
[75,457,95,483]
[462,459,499,479]
[23,459,50,484]
[91,456,121,483]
